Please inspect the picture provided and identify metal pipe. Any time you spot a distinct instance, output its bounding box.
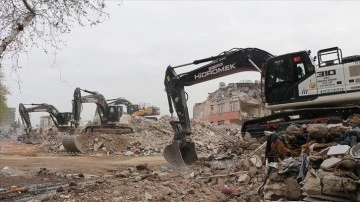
[248,58,262,73]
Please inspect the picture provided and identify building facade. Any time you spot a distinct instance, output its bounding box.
[193,82,268,125]
[39,116,55,129]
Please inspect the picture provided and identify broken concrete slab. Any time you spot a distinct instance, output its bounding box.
[320,157,342,169]
[327,145,350,155]
[250,155,262,168]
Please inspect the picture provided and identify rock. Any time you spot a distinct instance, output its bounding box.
[327,145,350,155]
[320,157,342,169]
[303,169,322,196]
[134,176,142,181]
[238,173,250,183]
[115,170,130,178]
[327,123,350,138]
[248,166,258,177]
[157,172,171,181]
[250,155,262,168]
[187,188,195,194]
[58,145,65,151]
[236,159,251,171]
[124,151,134,156]
[145,191,152,200]
[136,164,149,171]
[60,194,70,199]
[322,173,357,193]
[94,142,104,152]
[56,186,64,192]
[284,178,301,200]
[69,182,77,187]
[307,124,327,139]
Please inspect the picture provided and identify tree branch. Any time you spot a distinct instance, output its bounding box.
[22,0,35,14]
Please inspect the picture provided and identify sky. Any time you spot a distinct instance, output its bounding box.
[3,1,360,126]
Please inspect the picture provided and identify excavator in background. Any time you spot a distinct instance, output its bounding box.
[163,47,360,167]
[107,97,160,120]
[18,103,72,144]
[61,88,134,153]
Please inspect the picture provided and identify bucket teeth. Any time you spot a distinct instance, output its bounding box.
[62,135,83,154]
[163,141,198,168]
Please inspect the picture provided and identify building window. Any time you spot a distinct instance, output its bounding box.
[210,105,214,110]
[218,103,225,113]
[218,120,225,125]
[230,101,239,112]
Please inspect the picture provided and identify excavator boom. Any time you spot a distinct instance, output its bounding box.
[18,103,72,144]
[62,88,134,153]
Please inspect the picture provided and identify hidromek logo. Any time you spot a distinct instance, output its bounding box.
[194,63,236,79]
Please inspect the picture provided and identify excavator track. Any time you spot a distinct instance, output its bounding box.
[242,106,360,137]
[84,125,134,134]
[61,125,134,153]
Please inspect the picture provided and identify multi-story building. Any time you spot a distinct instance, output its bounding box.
[39,116,55,129]
[193,81,269,125]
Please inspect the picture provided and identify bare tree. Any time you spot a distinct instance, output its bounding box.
[0,0,110,69]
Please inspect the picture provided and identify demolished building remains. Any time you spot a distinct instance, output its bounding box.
[193,81,269,125]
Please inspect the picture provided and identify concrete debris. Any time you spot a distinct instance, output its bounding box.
[307,123,328,139]
[8,114,360,202]
[264,121,360,201]
[327,145,350,155]
[320,157,342,169]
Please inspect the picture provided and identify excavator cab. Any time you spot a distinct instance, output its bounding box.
[264,51,316,105]
[107,105,123,123]
[56,112,72,132]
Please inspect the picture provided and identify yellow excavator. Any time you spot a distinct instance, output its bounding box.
[107,98,160,120]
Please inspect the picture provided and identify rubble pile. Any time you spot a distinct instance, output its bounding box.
[3,116,271,201]
[263,118,360,201]
[41,115,248,157]
[42,132,130,155]
[47,141,267,202]
[123,115,245,156]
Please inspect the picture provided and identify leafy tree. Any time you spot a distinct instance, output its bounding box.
[0,0,110,69]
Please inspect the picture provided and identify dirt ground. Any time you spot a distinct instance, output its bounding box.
[0,117,264,202]
[0,140,170,202]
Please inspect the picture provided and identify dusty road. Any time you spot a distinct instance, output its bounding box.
[0,139,173,202]
[0,140,166,175]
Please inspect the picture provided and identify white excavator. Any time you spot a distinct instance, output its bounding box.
[163,46,360,167]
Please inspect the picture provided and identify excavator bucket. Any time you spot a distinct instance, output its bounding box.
[163,141,198,168]
[62,135,84,154]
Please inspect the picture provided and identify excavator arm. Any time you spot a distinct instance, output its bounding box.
[19,103,68,132]
[72,87,110,128]
[163,48,273,167]
[19,103,33,134]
